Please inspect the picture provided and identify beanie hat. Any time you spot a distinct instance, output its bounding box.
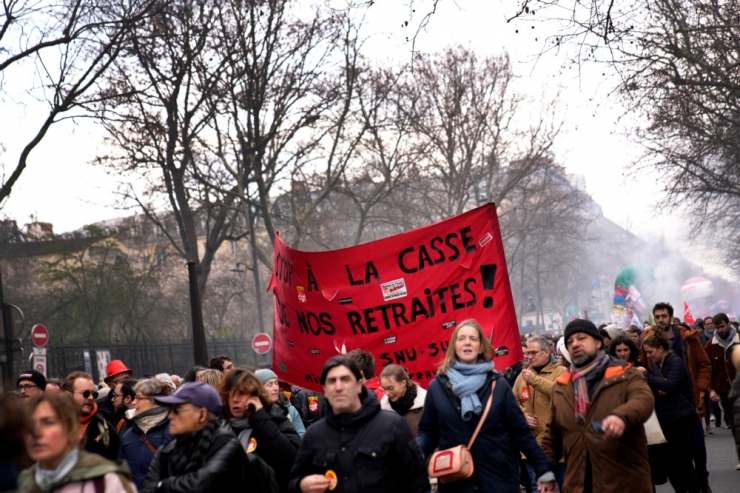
[17,369,46,390]
[255,369,278,384]
[563,319,603,343]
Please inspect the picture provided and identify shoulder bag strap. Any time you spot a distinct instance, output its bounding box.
[467,379,497,449]
[140,434,158,454]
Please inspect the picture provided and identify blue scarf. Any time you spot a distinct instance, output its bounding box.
[35,448,78,493]
[446,361,494,421]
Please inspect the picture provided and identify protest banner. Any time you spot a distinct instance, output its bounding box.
[267,203,522,392]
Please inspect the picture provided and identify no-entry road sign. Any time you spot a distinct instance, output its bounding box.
[31,324,49,348]
[252,333,272,354]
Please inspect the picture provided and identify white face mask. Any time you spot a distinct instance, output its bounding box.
[125,408,137,420]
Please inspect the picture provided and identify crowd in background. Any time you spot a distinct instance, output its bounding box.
[1,301,739,493]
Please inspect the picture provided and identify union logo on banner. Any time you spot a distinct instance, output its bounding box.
[267,203,521,392]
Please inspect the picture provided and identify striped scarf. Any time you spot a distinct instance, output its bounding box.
[571,351,610,423]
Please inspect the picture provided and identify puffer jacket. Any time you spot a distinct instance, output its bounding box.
[417,371,551,493]
[539,357,654,493]
[380,384,427,437]
[118,411,172,488]
[512,361,566,444]
[20,450,136,493]
[140,425,247,493]
[221,404,301,493]
[288,388,428,493]
[640,324,711,413]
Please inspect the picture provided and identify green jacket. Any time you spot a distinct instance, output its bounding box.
[19,450,135,493]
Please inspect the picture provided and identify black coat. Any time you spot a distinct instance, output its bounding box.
[83,412,120,461]
[288,388,429,493]
[140,426,249,493]
[221,404,301,493]
[417,371,551,493]
[643,352,696,424]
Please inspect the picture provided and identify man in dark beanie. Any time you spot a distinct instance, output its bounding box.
[16,369,46,401]
[539,319,654,493]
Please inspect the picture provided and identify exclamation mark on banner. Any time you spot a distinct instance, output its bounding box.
[480,264,497,309]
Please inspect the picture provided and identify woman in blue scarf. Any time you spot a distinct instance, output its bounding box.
[417,319,553,493]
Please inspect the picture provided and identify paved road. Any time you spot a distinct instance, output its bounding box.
[655,424,738,493]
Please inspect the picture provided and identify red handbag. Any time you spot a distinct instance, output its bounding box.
[428,380,497,484]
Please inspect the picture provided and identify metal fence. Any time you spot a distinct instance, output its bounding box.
[41,338,266,383]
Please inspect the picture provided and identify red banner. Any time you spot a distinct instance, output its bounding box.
[267,203,522,392]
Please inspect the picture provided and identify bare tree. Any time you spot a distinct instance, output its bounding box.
[0,0,155,204]
[93,0,242,297]
[605,0,740,268]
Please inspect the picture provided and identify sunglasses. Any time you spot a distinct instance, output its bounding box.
[170,405,201,415]
[76,390,99,400]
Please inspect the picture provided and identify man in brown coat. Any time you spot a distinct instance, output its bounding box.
[641,302,713,493]
[513,336,565,490]
[539,319,654,493]
[705,312,739,430]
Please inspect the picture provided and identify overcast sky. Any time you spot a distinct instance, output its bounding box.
[1,0,730,280]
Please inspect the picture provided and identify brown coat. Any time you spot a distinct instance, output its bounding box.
[512,361,566,444]
[704,333,739,394]
[639,324,711,412]
[539,358,654,493]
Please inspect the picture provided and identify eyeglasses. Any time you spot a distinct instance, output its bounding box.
[169,405,201,415]
[75,390,99,400]
[525,350,541,356]
[17,384,39,391]
[109,391,119,398]
[133,395,153,402]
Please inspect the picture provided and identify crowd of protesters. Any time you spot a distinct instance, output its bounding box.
[1,302,739,493]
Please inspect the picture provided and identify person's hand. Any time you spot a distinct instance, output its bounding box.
[602,415,626,440]
[636,366,647,373]
[709,390,720,402]
[299,475,332,493]
[526,414,538,429]
[522,369,533,383]
[538,480,558,493]
[247,395,263,412]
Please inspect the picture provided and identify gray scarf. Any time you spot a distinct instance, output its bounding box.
[34,448,79,493]
[132,405,169,434]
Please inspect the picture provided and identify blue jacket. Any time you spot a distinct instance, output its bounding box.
[417,371,551,493]
[118,415,173,488]
[644,352,696,424]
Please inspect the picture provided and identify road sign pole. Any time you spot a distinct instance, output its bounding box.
[0,267,15,390]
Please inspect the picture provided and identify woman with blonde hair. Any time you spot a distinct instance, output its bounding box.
[416,319,553,493]
[20,392,136,493]
[196,369,223,389]
[379,364,427,437]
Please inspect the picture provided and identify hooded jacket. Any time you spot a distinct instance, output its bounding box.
[19,450,136,493]
[539,357,654,493]
[417,371,551,493]
[288,388,428,493]
[640,324,711,412]
[380,384,427,437]
[704,329,739,394]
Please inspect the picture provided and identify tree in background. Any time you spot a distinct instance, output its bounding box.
[0,0,156,205]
